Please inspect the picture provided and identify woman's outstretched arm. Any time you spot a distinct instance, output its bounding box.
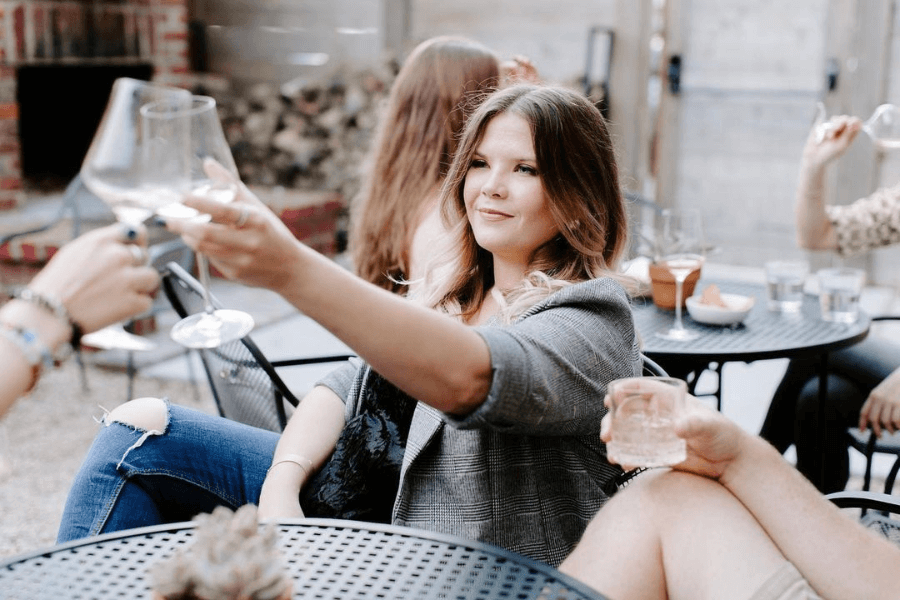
[165,168,492,416]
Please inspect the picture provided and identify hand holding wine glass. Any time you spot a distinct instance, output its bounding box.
[656,208,705,342]
[813,102,900,151]
[141,95,254,349]
[78,77,191,351]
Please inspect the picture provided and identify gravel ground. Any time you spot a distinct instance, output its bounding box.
[0,357,217,560]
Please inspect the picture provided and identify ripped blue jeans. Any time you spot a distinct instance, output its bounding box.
[57,401,280,543]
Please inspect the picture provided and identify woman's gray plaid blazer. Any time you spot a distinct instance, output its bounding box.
[319,276,641,567]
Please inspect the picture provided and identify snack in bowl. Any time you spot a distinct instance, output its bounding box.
[686,284,755,326]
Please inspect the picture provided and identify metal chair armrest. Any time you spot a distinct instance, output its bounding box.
[826,490,900,514]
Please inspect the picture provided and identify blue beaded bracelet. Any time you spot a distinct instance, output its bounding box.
[0,323,53,391]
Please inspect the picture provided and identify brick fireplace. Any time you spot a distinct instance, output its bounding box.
[0,0,189,209]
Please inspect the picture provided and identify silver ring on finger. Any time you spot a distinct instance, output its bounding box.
[235,205,250,228]
[128,244,148,267]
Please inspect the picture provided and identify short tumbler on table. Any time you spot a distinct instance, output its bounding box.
[818,267,865,323]
[765,259,809,312]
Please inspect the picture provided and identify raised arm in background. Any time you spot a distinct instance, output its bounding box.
[794,114,861,250]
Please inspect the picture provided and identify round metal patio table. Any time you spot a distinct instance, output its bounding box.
[634,278,871,487]
[635,279,870,362]
[632,279,871,409]
[0,518,609,600]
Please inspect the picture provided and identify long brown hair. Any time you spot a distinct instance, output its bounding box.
[349,36,499,294]
[428,85,628,322]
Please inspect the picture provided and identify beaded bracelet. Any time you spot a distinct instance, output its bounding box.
[0,323,53,391]
[12,288,83,357]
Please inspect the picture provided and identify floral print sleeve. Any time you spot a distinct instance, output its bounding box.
[825,183,900,255]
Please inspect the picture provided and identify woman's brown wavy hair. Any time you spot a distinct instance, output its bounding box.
[428,85,628,322]
[349,36,500,294]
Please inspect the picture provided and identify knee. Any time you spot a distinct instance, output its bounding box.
[619,470,730,521]
[105,397,168,432]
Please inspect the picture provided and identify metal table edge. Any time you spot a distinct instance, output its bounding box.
[0,517,611,600]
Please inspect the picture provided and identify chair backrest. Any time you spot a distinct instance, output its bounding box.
[641,354,668,377]
[161,261,351,432]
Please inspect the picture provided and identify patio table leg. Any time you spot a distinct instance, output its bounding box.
[818,353,829,491]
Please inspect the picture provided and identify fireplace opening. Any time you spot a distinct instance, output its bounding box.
[17,63,154,191]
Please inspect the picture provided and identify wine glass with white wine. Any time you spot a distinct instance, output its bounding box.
[79,77,192,351]
[656,208,705,342]
[140,95,254,348]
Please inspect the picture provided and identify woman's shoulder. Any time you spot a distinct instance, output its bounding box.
[519,276,631,318]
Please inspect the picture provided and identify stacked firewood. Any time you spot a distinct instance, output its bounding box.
[197,61,398,207]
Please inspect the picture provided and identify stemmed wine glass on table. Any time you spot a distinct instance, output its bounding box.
[79,77,192,351]
[140,95,255,349]
[656,208,705,342]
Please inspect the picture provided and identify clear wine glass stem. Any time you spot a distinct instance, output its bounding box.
[196,253,216,316]
[672,275,686,332]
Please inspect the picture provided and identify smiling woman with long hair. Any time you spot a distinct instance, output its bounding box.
[58,85,639,568]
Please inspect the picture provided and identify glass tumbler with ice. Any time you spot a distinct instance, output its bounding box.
[606,376,687,468]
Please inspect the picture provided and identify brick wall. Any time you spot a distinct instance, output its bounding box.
[0,0,189,210]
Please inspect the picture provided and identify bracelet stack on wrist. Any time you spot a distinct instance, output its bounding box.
[12,288,83,362]
[0,323,53,391]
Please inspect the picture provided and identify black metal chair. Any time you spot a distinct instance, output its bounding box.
[846,316,900,495]
[827,490,900,547]
[161,261,355,432]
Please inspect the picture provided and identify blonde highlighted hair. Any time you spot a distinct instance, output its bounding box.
[349,36,500,294]
[422,85,628,323]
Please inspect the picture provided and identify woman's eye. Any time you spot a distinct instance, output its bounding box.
[470,159,487,169]
[516,164,538,175]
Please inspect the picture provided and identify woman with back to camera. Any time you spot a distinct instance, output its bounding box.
[350,35,538,294]
[57,84,640,567]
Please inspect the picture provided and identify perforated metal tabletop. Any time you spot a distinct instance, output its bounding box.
[634,280,870,363]
[0,519,609,599]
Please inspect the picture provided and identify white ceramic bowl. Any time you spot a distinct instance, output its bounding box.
[685,293,755,326]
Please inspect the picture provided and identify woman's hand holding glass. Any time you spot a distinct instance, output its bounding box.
[164,161,306,296]
[28,223,160,336]
[806,113,862,170]
[141,96,256,348]
[602,392,752,483]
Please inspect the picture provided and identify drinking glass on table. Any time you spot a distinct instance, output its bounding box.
[764,259,809,312]
[140,95,255,349]
[656,208,705,341]
[606,376,687,468]
[817,267,865,324]
[79,77,192,351]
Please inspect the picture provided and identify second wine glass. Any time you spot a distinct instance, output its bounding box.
[656,208,705,342]
[141,95,255,349]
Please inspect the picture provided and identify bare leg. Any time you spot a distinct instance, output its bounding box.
[560,470,789,600]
